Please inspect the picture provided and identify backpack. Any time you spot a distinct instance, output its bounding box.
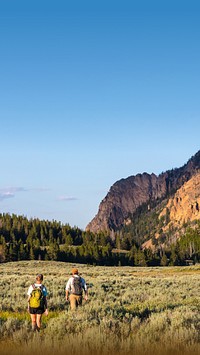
[71,276,83,295]
[29,284,44,308]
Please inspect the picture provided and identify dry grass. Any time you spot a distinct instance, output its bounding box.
[1,261,200,355]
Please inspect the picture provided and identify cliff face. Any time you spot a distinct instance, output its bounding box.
[159,172,200,229]
[141,170,200,250]
[86,150,200,233]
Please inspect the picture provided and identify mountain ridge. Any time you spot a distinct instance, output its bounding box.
[86,150,200,234]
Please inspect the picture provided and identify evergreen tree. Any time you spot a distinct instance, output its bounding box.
[29,246,35,260]
[47,241,59,260]
[160,252,168,266]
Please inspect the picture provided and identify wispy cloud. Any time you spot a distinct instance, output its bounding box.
[0,187,26,201]
[0,186,50,202]
[0,192,15,201]
[0,187,77,204]
[57,195,78,201]
[29,187,51,192]
[0,187,26,193]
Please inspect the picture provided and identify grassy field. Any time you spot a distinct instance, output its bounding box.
[1,261,200,355]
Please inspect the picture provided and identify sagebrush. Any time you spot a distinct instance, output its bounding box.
[1,261,200,355]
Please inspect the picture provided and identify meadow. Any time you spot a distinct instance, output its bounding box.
[1,261,200,355]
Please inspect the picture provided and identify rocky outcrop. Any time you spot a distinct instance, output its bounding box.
[141,171,200,250]
[159,171,200,229]
[86,150,200,233]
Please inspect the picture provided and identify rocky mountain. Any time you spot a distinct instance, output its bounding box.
[142,171,200,250]
[159,171,200,230]
[86,150,200,234]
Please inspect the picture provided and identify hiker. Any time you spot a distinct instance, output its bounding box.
[27,273,48,332]
[65,268,88,310]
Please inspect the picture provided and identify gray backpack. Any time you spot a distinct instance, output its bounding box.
[71,276,82,295]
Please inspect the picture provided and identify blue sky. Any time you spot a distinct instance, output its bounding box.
[0,0,200,229]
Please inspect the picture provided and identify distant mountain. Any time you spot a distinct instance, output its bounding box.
[86,150,200,235]
[142,170,200,250]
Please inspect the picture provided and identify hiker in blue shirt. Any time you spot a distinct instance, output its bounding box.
[27,273,48,331]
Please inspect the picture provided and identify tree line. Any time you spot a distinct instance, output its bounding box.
[0,213,200,266]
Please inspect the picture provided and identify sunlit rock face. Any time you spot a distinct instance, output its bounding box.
[86,151,200,233]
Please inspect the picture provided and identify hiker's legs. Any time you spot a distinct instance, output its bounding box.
[77,295,82,306]
[30,314,37,331]
[36,314,42,331]
[69,294,77,310]
[69,294,82,310]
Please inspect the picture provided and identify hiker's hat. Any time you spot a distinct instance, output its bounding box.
[71,268,78,275]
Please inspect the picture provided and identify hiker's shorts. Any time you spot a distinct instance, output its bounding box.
[29,307,45,314]
[69,294,82,310]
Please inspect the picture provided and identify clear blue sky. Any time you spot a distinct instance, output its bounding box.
[0,0,200,229]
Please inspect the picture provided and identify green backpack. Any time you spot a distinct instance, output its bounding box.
[29,285,44,308]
